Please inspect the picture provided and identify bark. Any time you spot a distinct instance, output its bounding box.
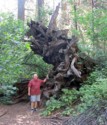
[37,0,44,21]
[63,100,107,125]
[18,0,25,20]
[46,3,60,34]
[60,0,70,29]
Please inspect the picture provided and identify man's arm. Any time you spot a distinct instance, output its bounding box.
[43,74,49,82]
[28,87,30,96]
[28,81,31,96]
[43,78,47,82]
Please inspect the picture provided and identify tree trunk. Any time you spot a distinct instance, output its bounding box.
[60,0,70,29]
[36,0,44,21]
[18,0,25,21]
[63,100,107,125]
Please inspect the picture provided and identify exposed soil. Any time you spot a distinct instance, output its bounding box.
[0,102,65,125]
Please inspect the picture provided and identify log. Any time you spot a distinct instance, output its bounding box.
[63,100,107,125]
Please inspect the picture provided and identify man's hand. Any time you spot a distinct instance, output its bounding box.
[46,74,49,79]
[28,92,30,96]
[43,75,49,82]
[43,78,47,82]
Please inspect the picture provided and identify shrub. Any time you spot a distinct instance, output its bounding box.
[0,85,17,104]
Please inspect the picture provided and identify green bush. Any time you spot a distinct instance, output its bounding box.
[60,89,79,105]
[75,66,107,114]
[0,85,17,104]
[42,89,79,116]
[0,13,51,104]
[43,68,107,116]
[41,97,62,116]
[0,13,29,84]
[0,13,50,85]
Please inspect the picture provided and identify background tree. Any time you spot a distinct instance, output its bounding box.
[36,0,44,21]
[18,0,25,20]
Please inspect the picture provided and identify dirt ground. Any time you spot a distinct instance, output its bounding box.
[0,102,65,125]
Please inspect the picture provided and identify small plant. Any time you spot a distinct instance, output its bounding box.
[60,89,79,105]
[76,78,107,113]
[41,97,62,116]
[62,107,74,116]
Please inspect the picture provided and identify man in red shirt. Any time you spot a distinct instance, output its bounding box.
[28,73,47,112]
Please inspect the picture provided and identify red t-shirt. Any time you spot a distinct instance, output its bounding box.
[28,78,44,95]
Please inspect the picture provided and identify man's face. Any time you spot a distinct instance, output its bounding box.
[34,74,38,79]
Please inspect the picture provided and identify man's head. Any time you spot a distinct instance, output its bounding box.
[33,73,38,79]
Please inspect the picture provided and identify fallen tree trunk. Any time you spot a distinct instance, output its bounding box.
[63,100,107,125]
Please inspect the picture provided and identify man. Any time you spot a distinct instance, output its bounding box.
[28,73,47,113]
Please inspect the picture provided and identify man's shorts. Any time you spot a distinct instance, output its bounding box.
[30,95,40,102]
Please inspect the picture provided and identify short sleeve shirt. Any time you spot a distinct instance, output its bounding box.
[28,78,44,95]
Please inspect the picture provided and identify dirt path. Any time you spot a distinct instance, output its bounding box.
[0,102,64,125]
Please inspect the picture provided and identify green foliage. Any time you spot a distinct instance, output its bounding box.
[75,66,107,113]
[83,69,106,85]
[0,85,17,104]
[42,89,79,116]
[36,5,53,26]
[62,107,74,116]
[43,67,107,116]
[78,8,107,55]
[0,13,29,84]
[23,52,52,78]
[77,78,107,113]
[41,97,62,116]
[0,13,50,85]
[67,0,107,59]
[60,89,79,105]
[0,12,51,104]
[0,85,17,96]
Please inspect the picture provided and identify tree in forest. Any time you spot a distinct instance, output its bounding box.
[36,0,44,21]
[18,0,25,20]
[60,0,71,29]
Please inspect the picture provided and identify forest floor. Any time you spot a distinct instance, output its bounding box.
[0,102,67,125]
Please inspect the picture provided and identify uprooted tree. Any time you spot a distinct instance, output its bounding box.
[25,3,95,99]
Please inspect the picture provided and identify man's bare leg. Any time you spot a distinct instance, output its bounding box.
[34,102,38,110]
[30,102,35,114]
[31,102,35,110]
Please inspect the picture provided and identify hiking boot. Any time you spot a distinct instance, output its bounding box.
[34,108,38,111]
[31,109,34,114]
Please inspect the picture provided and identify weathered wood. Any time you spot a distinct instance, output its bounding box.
[46,3,60,35]
[63,100,107,125]
[71,56,81,78]
[25,4,96,99]
[26,19,95,98]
